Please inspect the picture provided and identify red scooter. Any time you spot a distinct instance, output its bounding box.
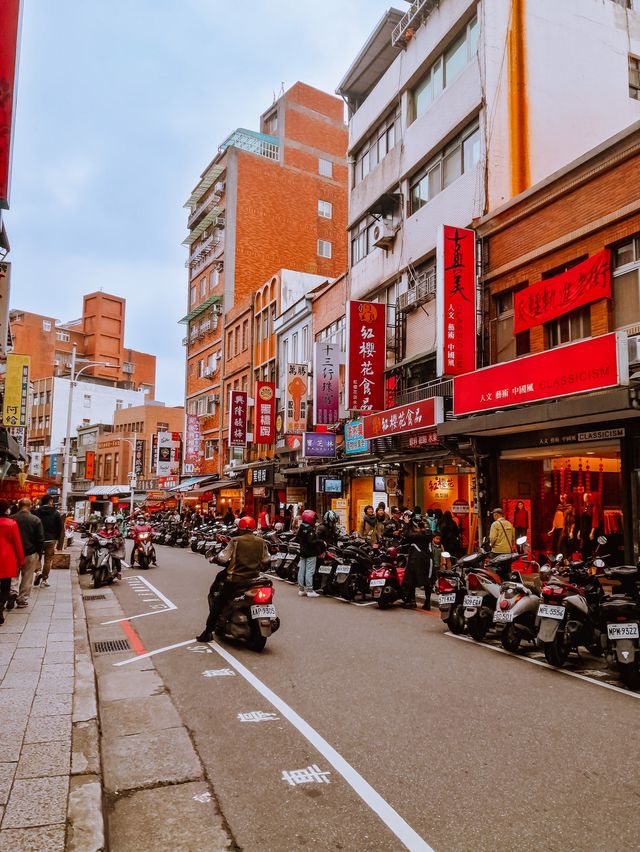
[369,547,408,609]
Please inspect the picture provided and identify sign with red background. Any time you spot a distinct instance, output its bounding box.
[513,250,611,334]
[255,381,275,444]
[228,390,247,448]
[362,398,441,440]
[437,225,476,376]
[453,333,626,416]
[347,301,386,411]
[85,451,95,480]
[0,1,22,208]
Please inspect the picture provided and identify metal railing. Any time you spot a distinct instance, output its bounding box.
[391,0,439,47]
[397,272,437,312]
[219,128,279,161]
[392,377,453,407]
[188,191,221,228]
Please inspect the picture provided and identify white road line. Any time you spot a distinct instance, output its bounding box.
[445,633,640,700]
[101,575,177,625]
[113,638,195,667]
[208,641,433,852]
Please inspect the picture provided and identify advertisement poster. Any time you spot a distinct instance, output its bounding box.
[436,225,476,377]
[157,431,180,477]
[228,390,248,448]
[184,413,202,474]
[285,364,308,434]
[2,353,29,427]
[344,419,370,455]
[255,381,276,444]
[314,342,340,425]
[347,301,386,411]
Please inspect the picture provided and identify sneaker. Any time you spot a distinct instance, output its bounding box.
[33,572,42,587]
[5,593,17,611]
[16,600,28,608]
[41,579,50,588]
[297,589,306,597]
[306,591,320,598]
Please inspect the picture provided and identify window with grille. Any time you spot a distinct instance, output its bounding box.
[613,235,640,328]
[319,158,333,177]
[630,56,640,100]
[492,289,530,362]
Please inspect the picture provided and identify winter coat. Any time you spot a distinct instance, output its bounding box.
[358,513,384,544]
[317,522,338,547]
[440,518,461,557]
[403,527,432,587]
[0,517,24,578]
[216,532,270,584]
[513,507,529,529]
[33,505,63,542]
[489,518,515,554]
[14,510,45,557]
[294,522,323,558]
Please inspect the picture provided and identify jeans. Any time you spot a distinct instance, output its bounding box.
[11,553,40,603]
[42,540,57,580]
[298,556,316,591]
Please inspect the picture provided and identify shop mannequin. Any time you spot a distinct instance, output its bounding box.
[578,492,599,558]
[548,495,568,553]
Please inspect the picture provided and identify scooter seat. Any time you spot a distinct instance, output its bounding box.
[605,565,638,579]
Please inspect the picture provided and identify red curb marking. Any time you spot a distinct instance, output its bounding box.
[415,608,439,618]
[120,619,147,656]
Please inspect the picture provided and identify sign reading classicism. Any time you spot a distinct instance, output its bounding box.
[436,225,476,377]
[346,301,386,411]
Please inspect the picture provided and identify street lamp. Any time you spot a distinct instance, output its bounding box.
[60,344,118,512]
[118,432,139,517]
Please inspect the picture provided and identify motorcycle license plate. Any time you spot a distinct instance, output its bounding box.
[493,610,514,623]
[251,605,277,619]
[438,594,455,605]
[607,623,640,640]
[335,564,350,574]
[538,604,565,620]
[370,579,386,587]
[463,595,482,608]
[270,554,281,562]
[318,565,332,574]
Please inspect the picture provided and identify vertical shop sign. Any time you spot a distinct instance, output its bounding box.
[2,353,29,426]
[228,390,248,448]
[0,0,22,208]
[184,413,202,474]
[157,431,180,477]
[134,439,145,477]
[436,225,476,376]
[0,262,11,358]
[255,381,275,444]
[313,342,340,425]
[347,301,386,411]
[84,451,95,480]
[285,364,308,434]
[151,432,158,473]
[344,419,370,455]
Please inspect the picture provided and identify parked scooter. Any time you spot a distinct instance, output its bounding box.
[369,546,408,608]
[463,538,527,641]
[600,564,640,689]
[78,534,97,575]
[436,550,470,634]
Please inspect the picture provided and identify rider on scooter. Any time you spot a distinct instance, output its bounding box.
[100,516,125,577]
[196,516,270,643]
[130,513,157,566]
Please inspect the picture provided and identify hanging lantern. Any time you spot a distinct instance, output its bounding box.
[578,459,583,490]
[585,460,591,494]
[598,461,604,496]
[566,460,572,493]
[559,464,565,495]
[553,466,559,496]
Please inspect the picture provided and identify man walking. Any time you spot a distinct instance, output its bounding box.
[33,495,63,588]
[11,499,45,608]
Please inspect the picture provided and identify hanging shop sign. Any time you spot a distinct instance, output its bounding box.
[436,225,476,376]
[0,262,11,359]
[84,451,95,480]
[407,429,439,448]
[29,451,43,479]
[134,439,145,477]
[246,466,273,487]
[2,353,29,427]
[0,0,22,208]
[453,332,628,416]
[0,480,46,502]
[228,390,248,448]
[362,398,442,440]
[157,431,181,477]
[344,419,370,455]
[255,381,276,444]
[314,342,340,425]
[184,413,202,475]
[347,300,386,411]
[302,432,337,459]
[285,364,308,434]
[513,250,611,335]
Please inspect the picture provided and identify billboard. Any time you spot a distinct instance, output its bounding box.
[2,352,29,427]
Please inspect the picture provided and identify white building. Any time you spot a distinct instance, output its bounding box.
[337,0,640,390]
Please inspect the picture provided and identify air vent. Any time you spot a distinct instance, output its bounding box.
[93,639,130,654]
[83,594,107,601]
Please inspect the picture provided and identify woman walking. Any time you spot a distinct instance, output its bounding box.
[0,500,25,625]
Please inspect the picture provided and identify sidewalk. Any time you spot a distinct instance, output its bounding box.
[0,548,104,851]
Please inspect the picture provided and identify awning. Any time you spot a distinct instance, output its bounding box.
[208,479,243,491]
[182,205,222,247]
[170,475,220,493]
[178,294,222,325]
[85,485,131,497]
[0,427,22,461]
[184,163,224,209]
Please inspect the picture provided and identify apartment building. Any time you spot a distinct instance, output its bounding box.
[182,82,349,478]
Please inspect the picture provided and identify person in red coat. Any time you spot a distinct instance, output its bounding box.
[0,499,25,625]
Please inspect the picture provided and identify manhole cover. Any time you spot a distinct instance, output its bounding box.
[83,594,107,601]
[93,639,131,654]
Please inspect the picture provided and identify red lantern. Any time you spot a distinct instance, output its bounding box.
[578,459,583,490]
[566,460,572,493]
[560,465,565,495]
[598,461,604,496]
[585,460,591,493]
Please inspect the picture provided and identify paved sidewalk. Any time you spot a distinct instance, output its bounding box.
[0,553,104,851]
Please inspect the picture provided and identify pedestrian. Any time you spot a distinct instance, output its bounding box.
[425,509,438,534]
[291,503,304,533]
[440,510,461,558]
[222,506,235,526]
[384,507,404,540]
[359,505,384,543]
[294,509,322,597]
[10,499,45,609]
[258,505,271,532]
[375,502,390,522]
[0,500,24,625]
[489,508,515,576]
[431,531,444,573]
[401,513,432,609]
[283,504,293,532]
[33,495,63,589]
[513,500,529,552]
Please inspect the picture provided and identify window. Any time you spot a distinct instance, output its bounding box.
[200,278,207,297]
[266,110,278,134]
[55,330,70,342]
[318,200,333,219]
[188,399,196,415]
[353,108,400,186]
[114,453,119,480]
[208,352,218,372]
[210,268,219,288]
[411,17,478,121]
[190,286,196,305]
[282,337,288,369]
[630,56,640,100]
[242,319,249,350]
[546,305,591,348]
[83,394,91,409]
[302,326,308,362]
[205,439,217,459]
[319,158,333,177]
[115,399,123,410]
[317,239,332,258]
[227,330,233,353]
[197,397,206,416]
[241,375,248,393]
[42,320,52,332]
[234,328,239,356]
[263,311,269,339]
[97,455,103,480]
[291,332,298,363]
[198,359,204,378]
[104,454,113,480]
[207,395,217,415]
[409,121,481,215]
[492,290,530,363]
[613,236,640,328]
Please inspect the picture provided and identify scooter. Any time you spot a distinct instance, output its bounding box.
[600,564,640,689]
[91,537,122,589]
[436,550,469,634]
[463,539,527,641]
[78,534,97,575]
[131,529,156,570]
[212,577,280,652]
[369,546,407,609]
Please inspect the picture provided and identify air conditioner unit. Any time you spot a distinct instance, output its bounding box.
[212,393,221,403]
[53,359,61,367]
[214,181,225,194]
[628,334,640,365]
[372,219,397,249]
[204,367,212,377]
[202,229,209,240]
[212,304,223,315]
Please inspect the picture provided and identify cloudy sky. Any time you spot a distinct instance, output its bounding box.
[7,0,395,404]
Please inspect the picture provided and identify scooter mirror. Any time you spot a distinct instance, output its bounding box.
[556,553,564,561]
[441,551,451,559]
[593,558,605,568]
[597,535,607,546]
[516,535,527,546]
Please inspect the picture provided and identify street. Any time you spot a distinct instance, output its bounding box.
[83,544,640,852]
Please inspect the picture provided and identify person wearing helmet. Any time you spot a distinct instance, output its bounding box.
[196,515,270,642]
[100,516,125,575]
[317,510,339,547]
[293,509,322,597]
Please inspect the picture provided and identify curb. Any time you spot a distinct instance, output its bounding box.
[68,547,106,852]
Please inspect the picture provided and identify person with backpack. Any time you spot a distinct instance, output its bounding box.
[294,509,323,598]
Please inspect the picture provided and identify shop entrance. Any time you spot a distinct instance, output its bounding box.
[499,441,623,564]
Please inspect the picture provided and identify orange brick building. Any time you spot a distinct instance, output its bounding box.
[182,82,348,479]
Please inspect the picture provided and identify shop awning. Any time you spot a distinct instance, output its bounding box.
[178,294,223,325]
[85,485,131,497]
[169,475,221,493]
[208,479,243,491]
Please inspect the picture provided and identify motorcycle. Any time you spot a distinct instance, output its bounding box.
[435,550,470,634]
[211,577,280,652]
[369,546,408,608]
[78,534,97,575]
[91,536,122,589]
[600,564,640,689]
[131,529,156,570]
[463,539,527,641]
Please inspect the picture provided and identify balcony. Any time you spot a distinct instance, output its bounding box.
[391,0,439,47]
[397,271,436,312]
[219,128,279,161]
[392,377,453,408]
[188,190,222,228]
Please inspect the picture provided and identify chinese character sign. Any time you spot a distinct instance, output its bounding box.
[344,419,370,455]
[228,390,248,448]
[255,382,275,444]
[347,301,386,411]
[184,413,202,473]
[134,439,145,477]
[513,250,611,334]
[285,364,308,434]
[2,353,29,427]
[437,225,476,377]
[0,0,21,208]
[302,432,336,459]
[0,262,11,358]
[362,398,441,440]
[313,342,340,425]
[84,451,95,480]
[157,431,181,476]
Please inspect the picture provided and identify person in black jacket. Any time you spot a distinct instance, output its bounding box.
[33,496,63,588]
[401,515,432,609]
[294,510,323,597]
[10,499,45,608]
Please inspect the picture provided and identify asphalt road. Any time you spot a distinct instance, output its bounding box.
[102,544,640,852]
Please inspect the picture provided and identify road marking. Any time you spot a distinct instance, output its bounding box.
[119,620,147,656]
[202,668,235,678]
[208,640,433,852]
[445,633,640,700]
[282,764,331,786]
[101,575,177,625]
[113,638,194,667]
[238,711,279,723]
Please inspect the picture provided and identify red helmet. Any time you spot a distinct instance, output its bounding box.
[238,516,257,530]
[301,509,317,524]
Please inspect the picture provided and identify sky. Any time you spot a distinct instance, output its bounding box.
[6,0,396,405]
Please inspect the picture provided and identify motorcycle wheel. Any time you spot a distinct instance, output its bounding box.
[138,553,149,570]
[619,663,640,690]
[467,614,490,642]
[92,568,104,589]
[190,543,199,553]
[275,563,289,580]
[543,629,571,667]
[343,575,358,601]
[446,605,466,635]
[377,586,394,610]
[78,555,88,575]
[500,624,521,653]
[247,622,267,652]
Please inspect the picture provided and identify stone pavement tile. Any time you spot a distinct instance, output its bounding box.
[5,660,43,676]
[2,776,69,828]
[16,635,47,648]
[0,645,15,663]
[101,693,182,739]
[0,688,36,708]
[46,634,74,643]
[41,663,73,679]
[103,727,202,793]
[30,694,72,717]
[16,741,71,779]
[0,716,28,736]
[0,762,17,805]
[0,741,22,763]
[98,668,164,702]
[24,715,71,745]
[0,633,19,643]
[0,666,7,680]
[0,673,40,691]
[42,651,74,666]
[0,824,66,850]
[0,619,29,634]
[108,781,231,852]
[36,676,74,696]
[50,619,74,629]
[12,646,46,660]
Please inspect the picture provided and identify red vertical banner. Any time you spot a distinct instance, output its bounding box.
[228,390,247,448]
[85,451,95,480]
[255,381,275,444]
[347,300,386,412]
[0,0,22,209]
[436,225,476,376]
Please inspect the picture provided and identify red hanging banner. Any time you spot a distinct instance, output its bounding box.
[85,451,95,480]
[228,390,247,448]
[513,250,611,334]
[347,300,386,412]
[255,381,275,444]
[437,225,476,376]
[0,0,22,209]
